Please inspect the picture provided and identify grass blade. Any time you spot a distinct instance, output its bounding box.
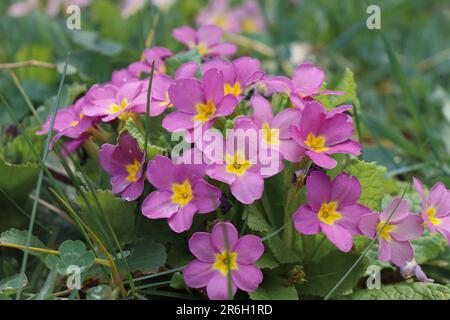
[323,187,408,300]
[15,53,70,300]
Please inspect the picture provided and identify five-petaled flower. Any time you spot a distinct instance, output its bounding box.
[172,25,237,57]
[98,133,145,201]
[142,153,221,233]
[183,222,264,300]
[202,56,264,100]
[413,177,450,244]
[162,68,238,140]
[293,171,371,252]
[82,81,148,122]
[359,198,424,267]
[289,102,361,169]
[262,62,343,109]
[128,46,172,76]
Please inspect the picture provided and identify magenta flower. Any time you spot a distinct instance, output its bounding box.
[142,154,221,233]
[172,25,237,57]
[246,95,304,163]
[204,125,277,204]
[184,222,264,300]
[82,81,148,122]
[289,101,361,169]
[99,133,145,201]
[196,0,241,33]
[413,178,450,243]
[38,96,95,139]
[146,63,200,117]
[263,62,343,109]
[293,171,371,252]
[162,68,238,137]
[8,0,38,17]
[128,46,172,76]
[359,198,424,267]
[146,74,173,117]
[235,0,266,34]
[111,68,138,87]
[202,57,264,100]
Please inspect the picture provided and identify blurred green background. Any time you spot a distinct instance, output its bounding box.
[0,0,449,187]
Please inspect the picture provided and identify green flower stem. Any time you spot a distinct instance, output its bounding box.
[0,243,111,267]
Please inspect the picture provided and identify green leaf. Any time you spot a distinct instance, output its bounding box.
[413,231,449,265]
[69,31,122,56]
[245,204,272,233]
[347,159,386,211]
[298,250,369,298]
[15,45,56,85]
[316,68,360,110]
[86,285,113,300]
[347,283,450,300]
[256,252,280,270]
[124,239,167,273]
[0,229,47,259]
[0,159,39,230]
[249,276,298,300]
[0,274,28,295]
[0,128,45,164]
[44,240,95,275]
[165,49,202,77]
[267,235,302,264]
[77,190,137,245]
[123,118,166,159]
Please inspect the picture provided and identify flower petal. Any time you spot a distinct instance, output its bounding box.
[192,180,221,213]
[391,215,424,241]
[230,172,264,204]
[206,273,237,300]
[233,264,263,293]
[188,232,217,263]
[211,222,238,252]
[141,191,179,219]
[330,173,361,209]
[233,235,264,264]
[321,223,354,252]
[168,202,198,233]
[146,155,179,191]
[184,260,216,288]
[306,171,331,211]
[293,205,321,235]
[251,95,273,123]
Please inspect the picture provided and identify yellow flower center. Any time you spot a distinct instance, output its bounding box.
[109,98,129,114]
[70,113,84,127]
[171,179,193,207]
[224,82,242,97]
[212,250,238,276]
[225,152,253,176]
[125,159,141,182]
[213,15,227,29]
[193,100,216,123]
[377,221,397,241]
[242,19,257,33]
[317,201,342,225]
[262,122,279,145]
[426,207,441,226]
[194,42,209,56]
[304,133,329,152]
[159,64,167,74]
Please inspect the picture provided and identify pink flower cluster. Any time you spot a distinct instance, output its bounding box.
[294,172,450,273]
[37,16,450,299]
